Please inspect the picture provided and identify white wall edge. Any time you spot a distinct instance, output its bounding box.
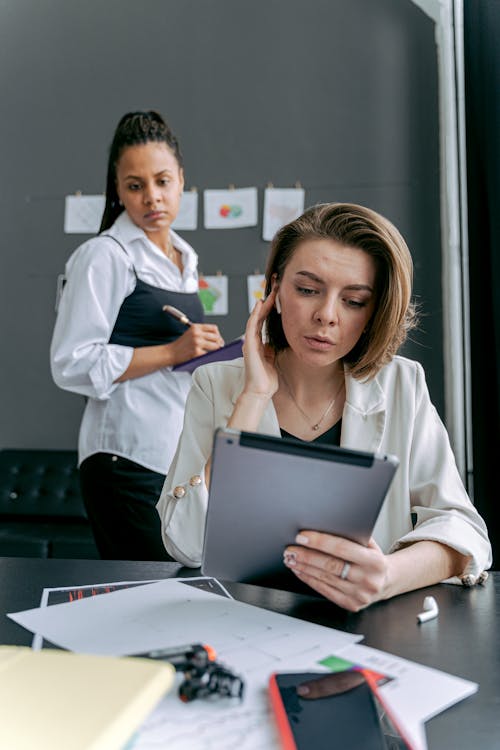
[411,0,471,486]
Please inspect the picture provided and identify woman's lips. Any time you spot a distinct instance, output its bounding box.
[304,335,335,350]
[144,211,165,220]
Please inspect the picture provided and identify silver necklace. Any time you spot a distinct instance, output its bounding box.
[277,364,345,432]
[165,238,178,263]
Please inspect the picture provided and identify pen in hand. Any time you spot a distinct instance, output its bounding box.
[163,303,226,356]
[163,304,192,326]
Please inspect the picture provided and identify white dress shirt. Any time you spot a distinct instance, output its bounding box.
[157,356,492,582]
[50,212,199,473]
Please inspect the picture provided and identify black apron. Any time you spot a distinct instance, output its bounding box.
[103,235,205,348]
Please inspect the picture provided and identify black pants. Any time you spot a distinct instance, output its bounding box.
[79,453,173,561]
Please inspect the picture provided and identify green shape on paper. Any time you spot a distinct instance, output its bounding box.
[198,288,219,313]
[318,655,354,672]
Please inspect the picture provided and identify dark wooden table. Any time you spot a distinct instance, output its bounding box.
[1,557,498,749]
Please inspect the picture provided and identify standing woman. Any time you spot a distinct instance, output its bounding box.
[51,111,224,560]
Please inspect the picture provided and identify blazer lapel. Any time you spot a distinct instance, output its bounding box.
[341,372,387,453]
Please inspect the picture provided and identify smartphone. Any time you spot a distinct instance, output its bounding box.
[269,671,413,750]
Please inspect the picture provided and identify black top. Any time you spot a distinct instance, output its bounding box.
[280,419,342,446]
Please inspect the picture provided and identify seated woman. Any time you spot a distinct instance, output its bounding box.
[157,202,491,611]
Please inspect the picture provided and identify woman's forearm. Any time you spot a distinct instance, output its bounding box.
[115,323,224,382]
[383,540,469,599]
[227,392,273,432]
[114,343,177,381]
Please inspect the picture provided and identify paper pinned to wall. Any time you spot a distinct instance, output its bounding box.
[204,187,258,229]
[171,190,198,231]
[199,275,228,316]
[262,187,305,241]
[247,274,266,313]
[64,194,105,234]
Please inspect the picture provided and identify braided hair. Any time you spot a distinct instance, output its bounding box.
[99,110,183,232]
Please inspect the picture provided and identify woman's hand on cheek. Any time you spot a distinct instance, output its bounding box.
[241,290,279,398]
[283,532,390,612]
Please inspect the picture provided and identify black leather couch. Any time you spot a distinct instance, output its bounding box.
[0,449,99,558]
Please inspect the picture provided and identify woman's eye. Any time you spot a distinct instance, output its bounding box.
[127,183,141,191]
[297,286,318,296]
[158,178,170,186]
[346,299,366,308]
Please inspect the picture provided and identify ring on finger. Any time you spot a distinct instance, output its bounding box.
[340,561,351,580]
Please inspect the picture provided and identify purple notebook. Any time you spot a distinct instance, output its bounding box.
[173,337,244,373]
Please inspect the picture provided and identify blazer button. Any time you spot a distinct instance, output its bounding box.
[173,485,186,499]
[460,574,476,587]
[189,475,202,486]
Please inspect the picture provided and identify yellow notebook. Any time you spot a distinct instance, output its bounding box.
[0,646,175,750]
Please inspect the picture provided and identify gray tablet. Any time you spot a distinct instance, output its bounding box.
[201,428,399,586]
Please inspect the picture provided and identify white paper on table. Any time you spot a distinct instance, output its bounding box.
[8,578,360,657]
[339,642,478,750]
[204,187,258,229]
[8,578,360,750]
[171,191,198,231]
[64,194,105,233]
[31,577,233,652]
[262,187,305,241]
[247,274,266,313]
[198,275,228,316]
[8,581,477,750]
[32,579,163,651]
[133,602,363,750]
[133,664,283,749]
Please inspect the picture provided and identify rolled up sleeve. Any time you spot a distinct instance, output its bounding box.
[50,240,135,400]
[390,363,492,582]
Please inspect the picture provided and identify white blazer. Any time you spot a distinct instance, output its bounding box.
[157,356,491,582]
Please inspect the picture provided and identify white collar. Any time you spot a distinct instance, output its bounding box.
[344,367,386,416]
[109,212,198,271]
[228,358,386,417]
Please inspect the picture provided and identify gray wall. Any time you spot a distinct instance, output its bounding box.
[0,0,441,450]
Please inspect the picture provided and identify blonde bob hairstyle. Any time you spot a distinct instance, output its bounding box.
[264,202,418,381]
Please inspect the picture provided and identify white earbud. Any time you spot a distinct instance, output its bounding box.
[275,294,281,314]
[417,595,439,624]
